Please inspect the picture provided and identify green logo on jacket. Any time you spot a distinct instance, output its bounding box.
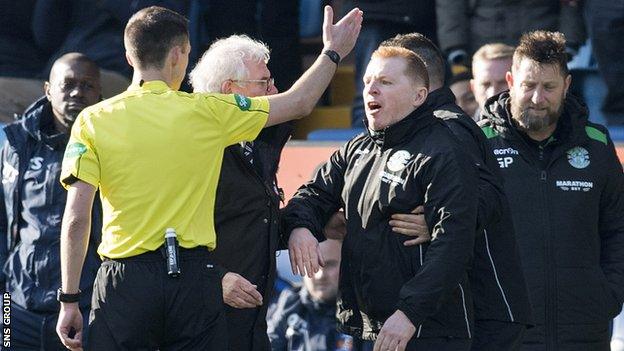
[234,94,251,111]
[567,146,590,169]
[65,143,87,158]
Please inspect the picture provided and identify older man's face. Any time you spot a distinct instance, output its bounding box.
[231,59,277,97]
[46,60,101,129]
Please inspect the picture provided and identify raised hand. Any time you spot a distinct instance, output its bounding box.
[322,6,363,59]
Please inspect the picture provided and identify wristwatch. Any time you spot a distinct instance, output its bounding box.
[323,49,341,65]
[57,288,81,303]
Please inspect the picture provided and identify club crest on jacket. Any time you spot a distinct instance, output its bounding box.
[567,146,590,169]
[386,150,412,172]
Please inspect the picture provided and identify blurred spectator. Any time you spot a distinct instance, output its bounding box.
[568,40,608,125]
[260,0,302,92]
[436,0,585,67]
[449,70,478,117]
[0,0,46,78]
[584,0,624,124]
[470,43,514,120]
[0,0,48,123]
[33,0,188,97]
[268,239,358,351]
[349,0,436,126]
[0,53,102,350]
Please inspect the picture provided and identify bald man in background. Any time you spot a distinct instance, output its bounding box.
[0,53,103,350]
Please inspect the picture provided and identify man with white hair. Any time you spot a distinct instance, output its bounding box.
[189,34,290,351]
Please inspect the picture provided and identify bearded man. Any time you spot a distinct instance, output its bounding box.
[479,30,624,351]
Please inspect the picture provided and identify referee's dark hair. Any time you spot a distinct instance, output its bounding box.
[381,33,446,89]
[124,6,189,70]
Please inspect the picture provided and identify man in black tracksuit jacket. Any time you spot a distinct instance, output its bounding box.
[480,91,624,350]
[429,88,534,335]
[0,54,102,350]
[283,48,479,350]
[381,33,533,350]
[478,31,624,350]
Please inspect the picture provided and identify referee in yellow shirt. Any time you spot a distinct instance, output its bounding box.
[54,5,362,351]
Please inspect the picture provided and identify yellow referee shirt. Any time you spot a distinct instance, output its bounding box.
[61,80,269,258]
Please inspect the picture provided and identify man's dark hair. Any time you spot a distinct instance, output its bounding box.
[381,33,445,88]
[124,6,189,70]
[513,31,569,76]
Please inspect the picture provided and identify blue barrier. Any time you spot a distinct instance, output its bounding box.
[609,126,624,142]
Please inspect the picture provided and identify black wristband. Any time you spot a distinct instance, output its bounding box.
[323,50,341,65]
[57,288,81,303]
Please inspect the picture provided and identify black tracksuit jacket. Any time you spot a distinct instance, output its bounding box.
[283,106,479,341]
[429,88,533,326]
[479,92,624,350]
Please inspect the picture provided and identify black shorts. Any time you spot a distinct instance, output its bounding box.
[88,247,227,351]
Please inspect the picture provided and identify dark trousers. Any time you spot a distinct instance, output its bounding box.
[361,337,471,351]
[88,247,227,351]
[225,305,271,351]
[471,320,526,351]
[1,303,89,351]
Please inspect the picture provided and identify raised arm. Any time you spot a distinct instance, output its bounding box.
[265,6,362,127]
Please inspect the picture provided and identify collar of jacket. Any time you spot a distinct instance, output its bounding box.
[364,103,436,149]
[298,286,337,318]
[425,87,456,110]
[481,91,590,146]
[7,96,69,150]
